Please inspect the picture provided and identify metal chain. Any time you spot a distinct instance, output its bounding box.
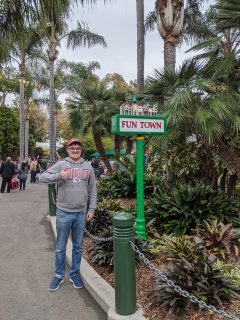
[130,241,240,320]
[84,228,113,242]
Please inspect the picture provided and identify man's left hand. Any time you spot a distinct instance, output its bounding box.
[86,212,94,222]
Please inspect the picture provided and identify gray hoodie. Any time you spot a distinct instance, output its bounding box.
[39,157,97,214]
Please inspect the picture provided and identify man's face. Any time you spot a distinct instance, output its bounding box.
[67,143,82,161]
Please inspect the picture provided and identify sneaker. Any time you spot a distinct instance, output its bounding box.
[70,274,84,289]
[48,276,64,292]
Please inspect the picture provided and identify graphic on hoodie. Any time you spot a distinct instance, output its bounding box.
[66,168,89,182]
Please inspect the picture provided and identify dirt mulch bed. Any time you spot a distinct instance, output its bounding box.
[83,236,240,320]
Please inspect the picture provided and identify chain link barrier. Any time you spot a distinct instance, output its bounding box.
[84,228,113,242]
[130,241,240,320]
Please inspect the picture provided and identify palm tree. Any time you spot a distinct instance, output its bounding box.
[0,1,104,38]
[37,1,106,164]
[145,1,206,71]
[68,81,122,173]
[145,58,240,192]
[136,0,145,93]
[6,29,43,162]
[154,0,185,70]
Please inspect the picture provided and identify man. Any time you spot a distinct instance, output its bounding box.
[40,138,97,292]
[0,157,15,193]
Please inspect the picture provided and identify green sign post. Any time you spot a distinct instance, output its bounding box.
[112,108,166,240]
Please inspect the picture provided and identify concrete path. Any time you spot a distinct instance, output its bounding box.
[0,179,107,320]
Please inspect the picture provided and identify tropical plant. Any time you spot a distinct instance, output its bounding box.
[87,236,154,269]
[68,81,125,173]
[85,198,121,235]
[151,234,240,315]
[158,234,197,260]
[97,172,136,199]
[146,183,240,236]
[213,260,240,287]
[196,220,239,259]
[87,231,114,269]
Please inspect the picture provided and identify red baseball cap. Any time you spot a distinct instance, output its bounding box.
[67,138,82,148]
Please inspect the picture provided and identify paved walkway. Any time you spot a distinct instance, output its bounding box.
[0,179,107,320]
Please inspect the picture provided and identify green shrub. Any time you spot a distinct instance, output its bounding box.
[151,235,240,315]
[146,184,240,236]
[87,229,114,269]
[97,154,163,199]
[88,236,155,268]
[98,172,136,198]
[86,198,121,235]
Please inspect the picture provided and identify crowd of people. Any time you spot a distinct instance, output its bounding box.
[0,150,120,194]
[0,156,49,193]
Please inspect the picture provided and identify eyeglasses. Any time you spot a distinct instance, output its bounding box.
[68,147,81,151]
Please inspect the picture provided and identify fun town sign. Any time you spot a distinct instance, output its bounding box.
[112,102,166,135]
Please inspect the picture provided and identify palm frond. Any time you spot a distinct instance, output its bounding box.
[67,21,106,50]
[145,10,157,33]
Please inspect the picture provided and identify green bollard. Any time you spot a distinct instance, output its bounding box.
[113,212,137,316]
[48,183,56,216]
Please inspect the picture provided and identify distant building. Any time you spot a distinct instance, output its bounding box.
[120,102,159,116]
[36,139,64,150]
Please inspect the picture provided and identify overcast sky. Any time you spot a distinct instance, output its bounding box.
[59,0,193,83]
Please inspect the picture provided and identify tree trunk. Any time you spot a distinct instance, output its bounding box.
[24,117,29,161]
[126,137,134,154]
[24,100,30,161]
[54,107,57,159]
[136,0,145,93]
[49,59,56,164]
[227,173,238,197]
[220,168,228,192]
[48,22,58,165]
[212,140,240,176]
[19,76,25,162]
[114,135,121,158]
[211,169,218,191]
[164,40,176,71]
[92,129,112,173]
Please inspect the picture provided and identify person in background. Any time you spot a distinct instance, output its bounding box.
[30,158,37,183]
[18,161,28,191]
[40,137,97,292]
[27,156,31,170]
[12,160,19,175]
[0,157,15,193]
[96,160,105,178]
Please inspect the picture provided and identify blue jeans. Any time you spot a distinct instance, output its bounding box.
[55,208,86,279]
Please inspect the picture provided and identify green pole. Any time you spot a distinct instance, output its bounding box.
[113,212,136,315]
[135,136,146,240]
[48,183,56,216]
